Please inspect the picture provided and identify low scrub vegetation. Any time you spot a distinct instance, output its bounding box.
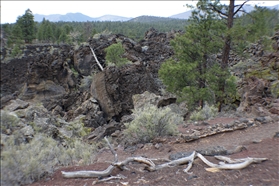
[124,104,182,145]
[190,102,218,121]
[1,134,96,186]
[0,110,20,133]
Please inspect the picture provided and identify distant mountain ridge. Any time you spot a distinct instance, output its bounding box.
[95,15,132,22]
[170,4,279,20]
[34,4,278,22]
[34,13,131,22]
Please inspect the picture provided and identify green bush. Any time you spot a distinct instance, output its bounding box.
[190,102,218,121]
[11,43,23,57]
[66,116,91,137]
[124,104,182,144]
[1,134,96,186]
[104,42,130,67]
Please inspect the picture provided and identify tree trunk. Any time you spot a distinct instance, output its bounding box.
[218,0,235,112]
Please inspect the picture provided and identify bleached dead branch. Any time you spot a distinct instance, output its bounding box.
[62,137,267,179]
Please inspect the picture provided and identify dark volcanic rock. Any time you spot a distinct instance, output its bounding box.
[1,28,181,124]
[169,151,194,160]
[197,146,228,156]
[91,64,161,120]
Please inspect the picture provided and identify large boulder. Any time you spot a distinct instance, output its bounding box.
[91,64,161,120]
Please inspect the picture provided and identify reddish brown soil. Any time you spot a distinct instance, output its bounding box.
[28,118,279,186]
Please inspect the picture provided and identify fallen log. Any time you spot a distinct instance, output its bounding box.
[61,137,267,180]
[148,151,196,173]
[61,165,114,178]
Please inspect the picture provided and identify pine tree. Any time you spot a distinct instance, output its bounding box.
[45,24,54,43]
[9,24,24,57]
[200,0,247,111]
[16,9,35,43]
[8,24,23,46]
[159,0,236,110]
[54,27,62,43]
[58,30,68,44]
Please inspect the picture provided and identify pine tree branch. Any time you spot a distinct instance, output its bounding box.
[208,4,228,17]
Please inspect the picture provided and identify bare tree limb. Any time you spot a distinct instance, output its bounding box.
[88,45,104,71]
[61,165,115,178]
[208,4,228,17]
[114,156,156,170]
[233,0,249,16]
[214,156,267,164]
[92,174,127,185]
[104,137,118,163]
[197,153,267,171]
[150,151,196,172]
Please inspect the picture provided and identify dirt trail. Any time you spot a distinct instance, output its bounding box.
[29,120,279,186]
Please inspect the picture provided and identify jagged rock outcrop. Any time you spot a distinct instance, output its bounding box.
[1,44,104,124]
[233,31,279,116]
[1,44,76,101]
[1,28,181,127]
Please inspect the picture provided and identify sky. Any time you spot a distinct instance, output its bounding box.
[1,1,278,24]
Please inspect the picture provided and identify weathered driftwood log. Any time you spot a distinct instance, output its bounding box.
[214,155,267,164]
[197,153,267,172]
[61,165,114,178]
[92,174,126,184]
[61,137,267,179]
[148,151,196,173]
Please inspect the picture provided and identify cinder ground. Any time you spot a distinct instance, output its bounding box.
[28,118,279,186]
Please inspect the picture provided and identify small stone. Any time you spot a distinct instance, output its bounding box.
[264,116,273,123]
[273,132,279,138]
[255,117,265,123]
[111,130,120,137]
[188,175,198,180]
[252,140,262,144]
[196,121,209,126]
[154,143,162,149]
[137,143,144,149]
[169,151,193,160]
[20,125,34,136]
[247,122,254,127]
[239,118,249,123]
[6,129,11,135]
[143,143,153,150]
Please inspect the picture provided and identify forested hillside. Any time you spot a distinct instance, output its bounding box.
[1,12,188,46]
[1,6,278,49]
